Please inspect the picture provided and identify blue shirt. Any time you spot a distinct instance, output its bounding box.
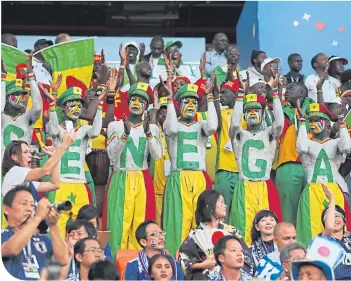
[104,242,113,261]
[205,50,227,78]
[1,228,53,280]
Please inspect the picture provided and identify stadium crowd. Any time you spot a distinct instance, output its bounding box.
[1,31,351,281]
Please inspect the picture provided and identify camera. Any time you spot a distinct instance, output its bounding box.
[52,201,73,212]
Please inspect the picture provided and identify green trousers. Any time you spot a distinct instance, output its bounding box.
[214,170,239,223]
[275,162,306,223]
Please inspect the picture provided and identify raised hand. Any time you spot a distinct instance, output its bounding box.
[199,52,206,77]
[322,184,334,202]
[317,64,329,90]
[1,59,7,74]
[153,89,160,110]
[27,51,34,74]
[139,43,145,56]
[119,43,127,67]
[143,111,151,134]
[159,75,173,97]
[205,72,216,95]
[38,83,56,102]
[296,99,305,118]
[163,54,175,73]
[98,85,108,102]
[122,113,131,136]
[101,49,106,64]
[51,73,62,92]
[107,68,119,94]
[268,67,281,89]
[245,71,250,94]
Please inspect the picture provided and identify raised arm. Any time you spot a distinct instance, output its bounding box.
[321,184,335,237]
[229,92,244,139]
[161,74,179,137]
[26,72,42,124]
[296,117,309,155]
[147,124,162,161]
[47,101,61,137]
[201,75,218,136]
[86,94,105,139]
[337,121,351,154]
[106,119,127,162]
[270,91,284,139]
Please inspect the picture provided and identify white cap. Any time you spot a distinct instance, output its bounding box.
[249,78,266,88]
[123,40,139,50]
[329,56,348,65]
[261,57,281,71]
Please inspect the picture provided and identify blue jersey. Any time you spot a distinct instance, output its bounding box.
[1,228,53,280]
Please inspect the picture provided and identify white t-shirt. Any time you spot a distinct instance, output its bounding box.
[305,74,340,103]
[2,166,40,196]
[32,60,52,86]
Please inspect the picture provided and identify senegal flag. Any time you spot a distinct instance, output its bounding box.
[34,38,94,96]
[1,43,28,81]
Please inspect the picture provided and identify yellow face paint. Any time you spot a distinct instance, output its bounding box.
[181,97,198,118]
[244,108,262,125]
[129,96,146,115]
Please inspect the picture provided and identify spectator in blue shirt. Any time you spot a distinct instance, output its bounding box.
[77,204,113,261]
[125,220,184,281]
[205,33,229,78]
[1,185,69,280]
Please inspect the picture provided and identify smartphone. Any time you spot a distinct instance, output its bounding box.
[65,120,74,133]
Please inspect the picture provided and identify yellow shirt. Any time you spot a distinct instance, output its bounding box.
[154,126,169,195]
[217,109,238,173]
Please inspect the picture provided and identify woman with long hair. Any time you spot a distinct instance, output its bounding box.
[179,189,253,280]
[2,133,75,199]
[148,253,177,281]
[248,209,279,273]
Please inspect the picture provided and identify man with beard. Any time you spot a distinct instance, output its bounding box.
[1,58,42,159]
[142,36,165,68]
[46,86,103,237]
[285,54,304,84]
[229,91,284,246]
[296,102,351,246]
[205,33,229,79]
[328,56,348,84]
[161,75,217,256]
[275,83,308,224]
[125,220,184,280]
[214,81,240,222]
[105,82,162,253]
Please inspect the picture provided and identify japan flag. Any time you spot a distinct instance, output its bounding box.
[307,236,345,269]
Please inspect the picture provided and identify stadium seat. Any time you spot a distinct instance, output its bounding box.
[116,249,139,280]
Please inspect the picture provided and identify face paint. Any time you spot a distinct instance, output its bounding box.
[150,240,157,248]
[244,108,262,126]
[129,96,146,116]
[62,101,82,120]
[180,97,198,119]
[9,94,26,108]
[309,120,326,134]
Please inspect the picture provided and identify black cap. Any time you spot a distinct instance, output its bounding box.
[34,39,54,49]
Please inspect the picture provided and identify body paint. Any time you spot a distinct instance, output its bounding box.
[129,96,146,115]
[244,109,262,125]
[310,120,325,134]
[9,94,26,107]
[180,97,198,118]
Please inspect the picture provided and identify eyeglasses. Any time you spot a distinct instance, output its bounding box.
[84,247,104,253]
[148,231,166,237]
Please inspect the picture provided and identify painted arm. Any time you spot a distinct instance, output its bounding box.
[229,94,244,139]
[86,102,103,139]
[26,73,42,124]
[270,91,284,140]
[47,102,60,137]
[337,122,351,154]
[201,95,218,136]
[296,118,309,155]
[1,74,6,114]
[148,125,162,161]
[106,121,126,162]
[163,97,179,137]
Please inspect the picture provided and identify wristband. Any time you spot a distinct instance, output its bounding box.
[237,94,244,101]
[1,73,6,80]
[50,101,56,111]
[214,98,220,102]
[107,96,115,104]
[120,66,125,69]
[52,91,58,96]
[272,92,279,99]
[207,94,214,102]
[166,70,173,73]
[317,89,323,93]
[121,133,129,142]
[27,73,35,80]
[339,121,346,128]
[146,131,153,140]
[300,117,306,124]
[108,90,115,94]
[271,87,278,92]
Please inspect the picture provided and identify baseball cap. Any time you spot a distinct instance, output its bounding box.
[34,39,54,49]
[291,260,334,281]
[123,40,139,50]
[249,78,266,88]
[261,57,281,71]
[164,40,183,51]
[329,56,348,65]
